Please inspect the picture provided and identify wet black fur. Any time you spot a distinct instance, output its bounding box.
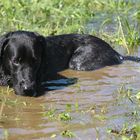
[0,30,139,96]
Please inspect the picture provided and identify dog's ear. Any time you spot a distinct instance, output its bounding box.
[0,34,10,61]
[35,34,46,86]
[36,34,46,58]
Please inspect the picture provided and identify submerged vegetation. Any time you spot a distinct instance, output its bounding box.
[114,85,140,139]
[0,0,140,139]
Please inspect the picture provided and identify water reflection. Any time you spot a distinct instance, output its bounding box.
[0,61,140,139]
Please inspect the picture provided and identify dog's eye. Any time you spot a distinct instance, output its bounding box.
[13,59,19,65]
[12,58,22,65]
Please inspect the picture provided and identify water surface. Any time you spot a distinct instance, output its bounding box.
[0,60,140,140]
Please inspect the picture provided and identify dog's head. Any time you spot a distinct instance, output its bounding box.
[0,31,45,96]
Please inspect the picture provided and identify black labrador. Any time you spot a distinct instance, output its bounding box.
[0,30,139,96]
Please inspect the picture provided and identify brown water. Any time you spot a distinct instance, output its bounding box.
[0,59,140,140]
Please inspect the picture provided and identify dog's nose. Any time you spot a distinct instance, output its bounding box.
[23,89,36,97]
[23,85,28,90]
[23,85,36,96]
[20,80,36,95]
[23,85,33,92]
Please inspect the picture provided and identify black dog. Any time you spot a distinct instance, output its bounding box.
[0,30,139,96]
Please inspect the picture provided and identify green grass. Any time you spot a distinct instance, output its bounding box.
[0,0,139,53]
[61,130,76,138]
[108,123,140,140]
[43,106,72,121]
[108,85,140,139]
[0,0,94,34]
[0,1,140,139]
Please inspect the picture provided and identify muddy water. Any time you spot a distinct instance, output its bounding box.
[0,59,140,140]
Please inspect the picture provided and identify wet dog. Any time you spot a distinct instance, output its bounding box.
[0,30,139,96]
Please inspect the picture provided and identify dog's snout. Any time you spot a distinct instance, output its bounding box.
[20,79,34,91]
[20,79,26,89]
[23,87,37,97]
[23,85,33,92]
[18,79,36,96]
